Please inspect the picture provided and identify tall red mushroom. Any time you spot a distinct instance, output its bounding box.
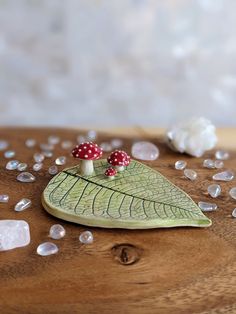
[72,142,103,176]
[107,150,131,172]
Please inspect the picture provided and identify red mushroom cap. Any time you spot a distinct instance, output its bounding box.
[72,142,103,160]
[105,167,117,177]
[107,150,130,167]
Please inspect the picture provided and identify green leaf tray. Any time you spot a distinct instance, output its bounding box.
[42,159,212,229]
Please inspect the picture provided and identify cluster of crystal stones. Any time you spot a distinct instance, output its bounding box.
[36,225,94,256]
[203,159,224,169]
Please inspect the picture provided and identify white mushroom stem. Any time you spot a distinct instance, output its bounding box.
[80,159,94,176]
[108,176,115,180]
[115,165,125,172]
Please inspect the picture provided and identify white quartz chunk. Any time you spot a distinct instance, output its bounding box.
[0,220,30,251]
[166,117,217,157]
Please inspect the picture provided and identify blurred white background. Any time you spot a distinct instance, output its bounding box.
[0,0,236,127]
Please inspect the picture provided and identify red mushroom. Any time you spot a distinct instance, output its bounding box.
[72,142,103,176]
[107,150,131,172]
[104,167,117,180]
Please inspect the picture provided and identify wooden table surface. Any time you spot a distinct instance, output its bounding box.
[0,127,236,314]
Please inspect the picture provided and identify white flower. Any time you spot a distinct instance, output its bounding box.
[166,117,218,157]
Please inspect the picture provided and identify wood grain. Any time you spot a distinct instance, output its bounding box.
[0,127,236,314]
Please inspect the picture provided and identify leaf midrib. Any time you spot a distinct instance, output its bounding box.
[63,170,201,215]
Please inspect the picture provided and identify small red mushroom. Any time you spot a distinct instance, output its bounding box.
[72,142,103,176]
[104,167,117,180]
[107,150,131,172]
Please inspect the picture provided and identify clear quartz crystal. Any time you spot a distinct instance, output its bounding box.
[184,169,197,181]
[14,198,31,212]
[207,184,221,198]
[175,160,187,170]
[37,242,58,256]
[100,142,113,152]
[25,139,36,148]
[0,220,30,251]
[40,143,54,151]
[17,172,36,183]
[61,140,73,149]
[48,165,58,175]
[48,135,60,145]
[0,140,9,151]
[79,231,93,244]
[229,187,236,200]
[0,194,9,203]
[215,150,229,160]
[6,160,19,170]
[43,151,53,158]
[87,130,97,141]
[203,159,215,169]
[77,135,86,144]
[111,138,123,149]
[213,171,234,181]
[55,156,66,165]
[33,163,43,171]
[17,163,28,171]
[131,141,159,161]
[215,160,224,169]
[49,224,66,239]
[4,150,15,158]
[232,208,236,218]
[33,153,45,163]
[198,201,218,212]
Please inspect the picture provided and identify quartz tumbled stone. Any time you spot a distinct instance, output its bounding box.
[214,160,224,169]
[232,208,236,218]
[55,156,66,166]
[213,171,234,182]
[100,142,113,152]
[215,150,229,160]
[184,169,197,181]
[198,201,217,212]
[37,242,58,256]
[33,153,45,163]
[4,150,15,159]
[111,138,123,149]
[0,194,9,203]
[40,143,54,151]
[229,187,236,200]
[131,141,159,161]
[175,160,187,170]
[6,160,19,170]
[17,172,36,183]
[87,130,97,141]
[61,140,73,149]
[207,184,221,198]
[48,135,60,145]
[0,220,30,251]
[79,231,93,244]
[203,159,215,169]
[33,163,43,171]
[15,199,31,212]
[25,139,36,148]
[49,224,66,240]
[17,163,28,172]
[48,165,58,175]
[0,140,9,151]
[43,151,53,158]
